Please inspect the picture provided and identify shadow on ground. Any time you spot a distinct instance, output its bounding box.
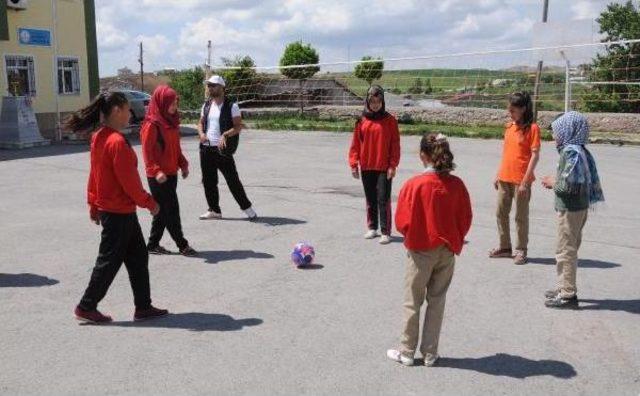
[0,273,59,287]
[433,353,577,379]
[108,312,263,332]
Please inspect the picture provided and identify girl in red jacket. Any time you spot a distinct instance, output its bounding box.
[66,91,168,324]
[348,85,400,245]
[387,133,472,367]
[141,85,196,256]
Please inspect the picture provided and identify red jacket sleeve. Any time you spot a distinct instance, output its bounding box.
[388,118,401,169]
[348,121,361,169]
[177,136,189,170]
[141,123,162,177]
[457,181,473,239]
[87,134,98,216]
[395,182,413,236]
[110,139,157,211]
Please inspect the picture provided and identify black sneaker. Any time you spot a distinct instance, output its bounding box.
[544,289,559,299]
[134,305,169,321]
[148,245,172,255]
[545,295,579,309]
[179,246,198,257]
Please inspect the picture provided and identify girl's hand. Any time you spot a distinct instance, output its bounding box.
[517,183,530,196]
[156,172,167,184]
[351,167,360,179]
[387,168,396,180]
[181,167,189,179]
[493,178,500,190]
[199,133,208,144]
[541,176,555,189]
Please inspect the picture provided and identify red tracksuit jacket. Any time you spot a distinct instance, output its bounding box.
[140,122,188,178]
[395,171,472,254]
[87,126,157,215]
[348,115,401,171]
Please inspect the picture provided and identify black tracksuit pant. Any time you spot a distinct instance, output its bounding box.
[361,170,393,235]
[147,175,188,250]
[79,212,152,311]
[199,145,252,213]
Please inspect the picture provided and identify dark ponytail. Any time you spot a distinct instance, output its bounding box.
[420,133,455,173]
[64,91,128,132]
[508,91,534,130]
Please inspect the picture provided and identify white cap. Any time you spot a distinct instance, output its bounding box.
[204,75,225,87]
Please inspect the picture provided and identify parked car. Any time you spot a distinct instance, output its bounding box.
[117,89,150,124]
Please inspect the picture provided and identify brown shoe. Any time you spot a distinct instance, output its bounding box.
[514,250,528,265]
[489,247,513,258]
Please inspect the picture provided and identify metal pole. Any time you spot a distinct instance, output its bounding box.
[138,42,144,92]
[564,55,571,112]
[532,0,549,120]
[52,0,61,141]
[206,40,212,79]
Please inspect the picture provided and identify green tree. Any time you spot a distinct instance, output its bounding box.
[354,56,384,86]
[170,67,205,110]
[279,41,320,112]
[408,78,424,94]
[424,78,433,94]
[218,55,259,103]
[579,1,640,113]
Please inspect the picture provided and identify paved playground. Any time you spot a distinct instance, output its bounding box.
[1,130,638,395]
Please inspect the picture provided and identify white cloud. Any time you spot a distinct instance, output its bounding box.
[95,0,616,76]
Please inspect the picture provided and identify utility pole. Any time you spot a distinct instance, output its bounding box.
[206,40,212,80]
[532,0,549,120]
[138,42,144,92]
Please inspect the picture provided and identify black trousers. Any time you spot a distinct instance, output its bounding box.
[147,175,188,250]
[361,170,393,235]
[200,145,252,213]
[79,212,152,311]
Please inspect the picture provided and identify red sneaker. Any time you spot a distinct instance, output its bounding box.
[74,306,113,324]
[134,305,169,321]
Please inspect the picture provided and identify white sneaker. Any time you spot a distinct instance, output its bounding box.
[364,230,379,239]
[379,235,391,245]
[424,353,440,367]
[199,210,222,220]
[386,349,414,366]
[243,207,257,220]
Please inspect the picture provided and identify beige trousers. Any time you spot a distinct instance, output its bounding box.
[496,181,531,251]
[556,209,588,298]
[400,245,455,358]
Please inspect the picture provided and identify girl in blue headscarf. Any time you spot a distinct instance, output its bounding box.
[541,111,604,309]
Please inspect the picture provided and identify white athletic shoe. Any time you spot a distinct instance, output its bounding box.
[379,235,391,245]
[364,230,379,239]
[386,349,414,366]
[199,210,222,220]
[244,207,258,220]
[424,353,440,367]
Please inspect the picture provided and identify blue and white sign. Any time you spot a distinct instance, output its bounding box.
[18,28,52,47]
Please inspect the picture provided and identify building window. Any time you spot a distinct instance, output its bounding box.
[57,57,80,95]
[5,55,36,96]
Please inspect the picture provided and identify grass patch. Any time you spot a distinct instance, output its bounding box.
[244,115,555,141]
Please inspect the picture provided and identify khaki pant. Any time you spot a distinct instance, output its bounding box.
[556,210,588,298]
[400,245,455,358]
[496,181,531,251]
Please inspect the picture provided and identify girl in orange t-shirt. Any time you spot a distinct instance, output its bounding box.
[489,92,541,265]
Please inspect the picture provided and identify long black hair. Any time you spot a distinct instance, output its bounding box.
[508,91,534,130]
[65,91,128,132]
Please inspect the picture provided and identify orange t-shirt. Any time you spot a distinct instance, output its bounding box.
[497,123,541,184]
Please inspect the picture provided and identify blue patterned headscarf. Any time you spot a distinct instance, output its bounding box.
[551,112,604,207]
[551,111,590,147]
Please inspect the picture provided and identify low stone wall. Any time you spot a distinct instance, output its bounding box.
[182,105,640,134]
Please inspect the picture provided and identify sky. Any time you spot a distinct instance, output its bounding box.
[95,0,627,76]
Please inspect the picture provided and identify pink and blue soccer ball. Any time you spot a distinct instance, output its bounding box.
[291,242,315,267]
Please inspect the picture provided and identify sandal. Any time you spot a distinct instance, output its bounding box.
[514,250,528,265]
[179,246,198,257]
[488,247,513,258]
[148,245,172,255]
